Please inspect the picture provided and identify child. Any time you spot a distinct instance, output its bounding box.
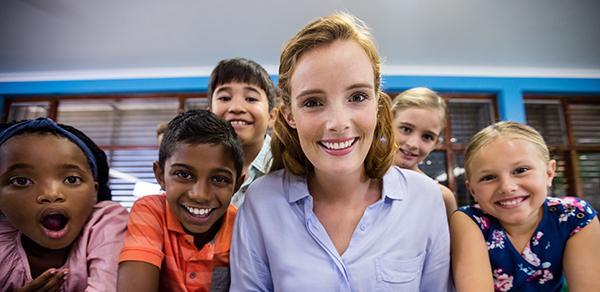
[392,87,457,218]
[451,121,600,291]
[208,58,276,207]
[0,117,128,291]
[118,110,244,291]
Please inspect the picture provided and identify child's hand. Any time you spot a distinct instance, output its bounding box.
[14,268,69,292]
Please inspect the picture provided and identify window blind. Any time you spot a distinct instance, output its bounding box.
[550,152,569,197]
[57,99,179,210]
[448,100,494,144]
[579,152,600,211]
[570,104,600,144]
[525,101,566,146]
[7,102,50,121]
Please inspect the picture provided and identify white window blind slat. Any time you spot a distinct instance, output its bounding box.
[570,104,600,145]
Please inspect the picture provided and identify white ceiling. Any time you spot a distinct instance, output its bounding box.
[1,0,600,81]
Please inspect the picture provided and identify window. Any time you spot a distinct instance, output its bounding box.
[445,97,497,206]
[5,92,499,209]
[525,96,600,211]
[7,101,50,121]
[3,94,206,209]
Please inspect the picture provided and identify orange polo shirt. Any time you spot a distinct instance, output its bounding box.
[119,194,236,292]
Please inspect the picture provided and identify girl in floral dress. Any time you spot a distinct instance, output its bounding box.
[450,121,600,291]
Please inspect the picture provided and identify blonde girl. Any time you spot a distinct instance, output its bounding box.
[392,87,457,218]
[451,121,600,291]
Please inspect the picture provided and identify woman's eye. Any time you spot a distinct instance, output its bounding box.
[65,176,83,185]
[303,98,322,108]
[9,177,33,187]
[349,92,367,103]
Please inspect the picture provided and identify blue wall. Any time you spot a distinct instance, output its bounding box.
[2,75,600,122]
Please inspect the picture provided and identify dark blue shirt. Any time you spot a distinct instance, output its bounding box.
[459,197,597,292]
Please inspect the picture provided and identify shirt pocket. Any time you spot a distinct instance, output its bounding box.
[375,252,425,291]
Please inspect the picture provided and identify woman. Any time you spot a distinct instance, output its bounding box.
[230,13,451,291]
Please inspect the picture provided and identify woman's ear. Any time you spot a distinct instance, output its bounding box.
[282,105,297,129]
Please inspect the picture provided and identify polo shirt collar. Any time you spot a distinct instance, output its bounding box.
[165,200,186,234]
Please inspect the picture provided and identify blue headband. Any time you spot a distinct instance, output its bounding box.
[0,118,98,178]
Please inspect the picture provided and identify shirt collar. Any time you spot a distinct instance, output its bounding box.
[250,134,272,174]
[284,167,405,203]
[165,199,186,234]
[284,171,312,203]
[381,166,406,201]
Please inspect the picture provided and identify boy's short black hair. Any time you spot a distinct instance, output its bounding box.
[207,58,277,110]
[159,110,244,183]
[0,120,112,202]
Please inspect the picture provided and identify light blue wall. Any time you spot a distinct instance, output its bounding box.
[2,76,600,122]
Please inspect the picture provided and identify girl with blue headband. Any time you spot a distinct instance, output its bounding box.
[0,118,128,291]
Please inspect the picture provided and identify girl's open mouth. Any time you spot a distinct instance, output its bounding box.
[40,211,70,239]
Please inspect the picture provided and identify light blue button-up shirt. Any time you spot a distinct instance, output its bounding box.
[230,166,452,291]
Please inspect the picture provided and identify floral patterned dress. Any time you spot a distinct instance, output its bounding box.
[458,197,597,292]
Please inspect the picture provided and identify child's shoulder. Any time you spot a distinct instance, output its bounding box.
[456,204,496,231]
[545,196,597,233]
[130,194,168,211]
[546,196,596,215]
[0,214,19,244]
[88,200,128,223]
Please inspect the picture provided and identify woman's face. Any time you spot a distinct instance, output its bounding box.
[0,134,97,250]
[284,39,378,178]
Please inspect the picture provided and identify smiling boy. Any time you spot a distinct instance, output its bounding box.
[208,58,276,206]
[117,110,243,292]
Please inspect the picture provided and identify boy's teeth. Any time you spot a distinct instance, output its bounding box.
[185,206,211,216]
[323,139,353,150]
[498,197,524,207]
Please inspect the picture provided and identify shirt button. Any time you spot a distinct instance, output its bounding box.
[360,224,367,231]
[189,272,196,279]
